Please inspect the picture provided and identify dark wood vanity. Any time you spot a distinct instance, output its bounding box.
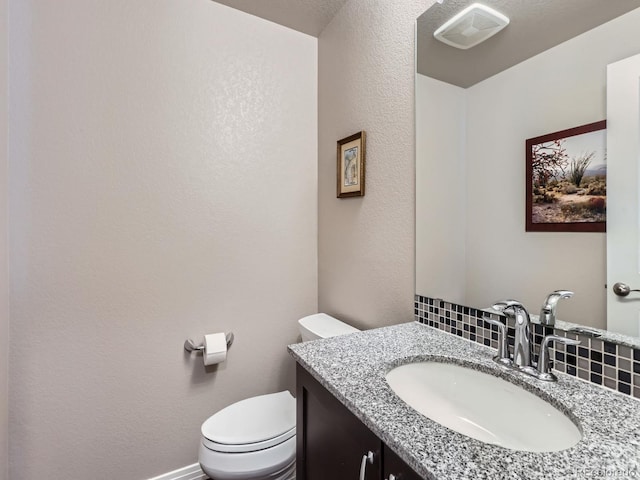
[296,364,422,480]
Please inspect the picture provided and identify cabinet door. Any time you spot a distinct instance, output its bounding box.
[383,445,423,480]
[296,364,382,480]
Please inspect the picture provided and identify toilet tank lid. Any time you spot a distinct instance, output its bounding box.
[298,313,359,338]
[201,391,295,445]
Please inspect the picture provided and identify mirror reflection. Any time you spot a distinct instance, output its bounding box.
[415,0,640,339]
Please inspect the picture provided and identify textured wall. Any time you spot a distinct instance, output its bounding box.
[8,1,317,478]
[0,0,8,477]
[317,0,433,329]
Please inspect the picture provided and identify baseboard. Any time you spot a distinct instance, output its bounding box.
[148,463,207,480]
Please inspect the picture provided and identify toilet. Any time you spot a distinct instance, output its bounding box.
[297,312,359,342]
[198,313,358,480]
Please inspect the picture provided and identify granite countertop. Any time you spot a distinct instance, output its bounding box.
[288,321,640,480]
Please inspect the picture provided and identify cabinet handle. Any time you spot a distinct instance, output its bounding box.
[386,475,397,480]
[359,451,374,480]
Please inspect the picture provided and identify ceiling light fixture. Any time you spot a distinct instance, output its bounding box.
[434,3,509,50]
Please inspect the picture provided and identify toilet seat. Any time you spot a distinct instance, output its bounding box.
[201,391,296,453]
[202,425,296,453]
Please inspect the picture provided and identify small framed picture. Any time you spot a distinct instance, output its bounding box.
[337,131,366,198]
[526,120,606,232]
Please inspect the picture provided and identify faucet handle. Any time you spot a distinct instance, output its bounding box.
[552,290,574,298]
[485,318,512,367]
[539,290,574,326]
[537,334,581,381]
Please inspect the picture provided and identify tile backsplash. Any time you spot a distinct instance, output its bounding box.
[415,295,640,400]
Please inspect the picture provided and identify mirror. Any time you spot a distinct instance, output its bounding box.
[415,0,640,341]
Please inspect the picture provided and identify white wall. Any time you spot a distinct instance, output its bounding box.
[8,1,317,478]
[465,8,640,326]
[415,74,466,304]
[0,0,8,477]
[416,8,640,327]
[317,0,432,328]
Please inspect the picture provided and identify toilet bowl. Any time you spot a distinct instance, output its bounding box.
[198,313,358,479]
[199,391,296,480]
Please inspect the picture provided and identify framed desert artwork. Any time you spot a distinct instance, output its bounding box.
[337,131,366,198]
[526,120,606,232]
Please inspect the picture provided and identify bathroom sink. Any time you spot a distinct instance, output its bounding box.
[385,362,581,452]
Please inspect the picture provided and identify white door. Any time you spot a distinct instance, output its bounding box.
[606,53,640,337]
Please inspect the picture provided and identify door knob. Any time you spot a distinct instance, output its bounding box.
[612,282,640,297]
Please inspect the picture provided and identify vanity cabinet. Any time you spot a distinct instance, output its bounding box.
[296,364,423,480]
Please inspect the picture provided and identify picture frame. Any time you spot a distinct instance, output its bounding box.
[337,131,366,198]
[526,120,607,232]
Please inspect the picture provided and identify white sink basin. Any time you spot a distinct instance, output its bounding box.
[385,362,581,452]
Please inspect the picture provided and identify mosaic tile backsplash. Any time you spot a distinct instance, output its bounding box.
[415,295,640,400]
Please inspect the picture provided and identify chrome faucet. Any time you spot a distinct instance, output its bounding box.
[492,300,536,375]
[537,335,581,381]
[485,317,512,367]
[489,299,582,382]
[539,290,574,326]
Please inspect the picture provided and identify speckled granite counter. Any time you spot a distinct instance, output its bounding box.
[288,322,640,480]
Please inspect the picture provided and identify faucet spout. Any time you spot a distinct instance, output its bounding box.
[539,290,574,326]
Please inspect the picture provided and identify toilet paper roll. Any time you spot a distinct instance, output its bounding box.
[203,332,228,366]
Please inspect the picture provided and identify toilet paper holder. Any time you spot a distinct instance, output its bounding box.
[184,332,234,353]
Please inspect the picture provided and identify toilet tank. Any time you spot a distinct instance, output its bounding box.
[298,313,359,342]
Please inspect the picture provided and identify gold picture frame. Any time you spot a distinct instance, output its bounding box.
[337,131,366,198]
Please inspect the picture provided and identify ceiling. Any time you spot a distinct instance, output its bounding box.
[211,0,349,37]
[212,0,640,87]
[418,0,640,88]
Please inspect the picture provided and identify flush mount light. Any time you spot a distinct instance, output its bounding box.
[434,3,509,50]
